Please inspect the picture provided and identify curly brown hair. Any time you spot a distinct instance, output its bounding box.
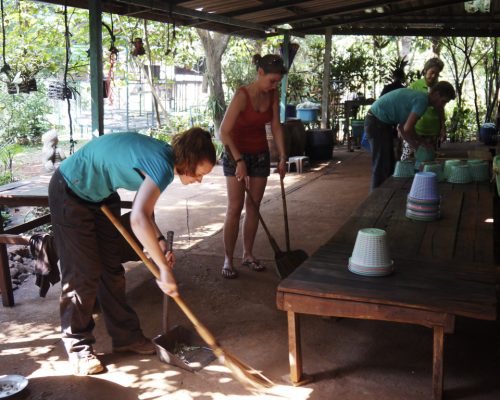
[172,127,216,176]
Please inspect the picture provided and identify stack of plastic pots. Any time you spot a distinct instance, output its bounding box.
[448,164,473,184]
[348,228,393,277]
[393,160,415,178]
[406,172,440,221]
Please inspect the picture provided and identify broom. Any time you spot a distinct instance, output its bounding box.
[100,205,273,390]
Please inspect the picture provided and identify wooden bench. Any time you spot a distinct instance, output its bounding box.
[0,176,133,306]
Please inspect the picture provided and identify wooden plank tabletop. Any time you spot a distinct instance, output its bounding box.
[277,248,496,321]
[277,177,497,321]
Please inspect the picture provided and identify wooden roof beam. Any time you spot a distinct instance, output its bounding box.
[115,0,293,35]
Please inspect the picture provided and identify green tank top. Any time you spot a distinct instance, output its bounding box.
[409,79,440,137]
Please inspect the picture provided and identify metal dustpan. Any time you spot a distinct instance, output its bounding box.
[152,231,215,372]
[153,325,216,372]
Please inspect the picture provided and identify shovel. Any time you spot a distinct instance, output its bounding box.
[244,185,307,279]
[151,231,216,372]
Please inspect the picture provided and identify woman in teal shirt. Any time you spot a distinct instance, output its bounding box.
[401,57,446,160]
[48,127,216,376]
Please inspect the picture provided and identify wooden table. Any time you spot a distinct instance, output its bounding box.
[0,176,132,307]
[276,177,497,400]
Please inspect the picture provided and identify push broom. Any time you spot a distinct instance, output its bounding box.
[101,205,273,391]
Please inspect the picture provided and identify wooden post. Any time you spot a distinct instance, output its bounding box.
[321,28,332,129]
[432,325,444,400]
[0,215,14,306]
[280,32,291,123]
[89,0,104,137]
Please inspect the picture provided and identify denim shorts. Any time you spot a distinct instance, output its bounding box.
[222,151,270,177]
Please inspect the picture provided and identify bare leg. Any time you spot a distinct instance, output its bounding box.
[242,177,267,266]
[222,176,244,278]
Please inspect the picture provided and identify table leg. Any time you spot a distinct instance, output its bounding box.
[0,242,14,307]
[287,310,302,383]
[287,311,312,385]
[432,326,444,400]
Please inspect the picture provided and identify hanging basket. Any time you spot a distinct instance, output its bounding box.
[47,81,73,100]
[7,78,36,94]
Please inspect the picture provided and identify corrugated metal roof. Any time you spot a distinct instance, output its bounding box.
[38,0,500,37]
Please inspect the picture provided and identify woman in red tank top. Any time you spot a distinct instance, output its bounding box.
[219,54,288,279]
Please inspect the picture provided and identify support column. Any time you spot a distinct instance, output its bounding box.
[280,32,291,123]
[321,28,332,129]
[89,0,104,137]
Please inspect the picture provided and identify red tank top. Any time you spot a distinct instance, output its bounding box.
[231,87,273,153]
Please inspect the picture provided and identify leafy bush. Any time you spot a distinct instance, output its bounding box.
[0,84,52,145]
[448,105,477,142]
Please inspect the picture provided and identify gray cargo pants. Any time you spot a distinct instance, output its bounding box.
[48,169,144,359]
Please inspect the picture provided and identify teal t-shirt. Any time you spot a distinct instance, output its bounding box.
[60,132,174,202]
[370,88,428,125]
[409,78,441,136]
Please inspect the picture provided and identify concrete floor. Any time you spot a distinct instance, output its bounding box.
[1,145,499,400]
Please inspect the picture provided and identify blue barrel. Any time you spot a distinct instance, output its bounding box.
[297,108,318,122]
[479,123,497,145]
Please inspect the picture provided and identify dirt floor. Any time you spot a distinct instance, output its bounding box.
[1,144,499,400]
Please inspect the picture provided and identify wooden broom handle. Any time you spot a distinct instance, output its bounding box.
[280,177,291,252]
[243,186,282,254]
[100,205,219,348]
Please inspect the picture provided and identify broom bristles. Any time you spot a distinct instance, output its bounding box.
[219,350,274,390]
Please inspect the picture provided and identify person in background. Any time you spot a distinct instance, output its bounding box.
[48,128,216,376]
[219,54,287,279]
[401,57,446,160]
[364,81,456,190]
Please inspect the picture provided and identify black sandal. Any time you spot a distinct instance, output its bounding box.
[242,259,266,272]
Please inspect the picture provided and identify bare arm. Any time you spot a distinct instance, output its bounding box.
[131,175,177,296]
[270,90,287,178]
[398,112,422,150]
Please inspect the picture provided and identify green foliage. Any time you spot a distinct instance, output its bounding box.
[449,105,477,142]
[287,72,307,104]
[222,37,256,93]
[0,142,23,183]
[0,172,12,185]
[0,84,52,144]
[213,139,224,161]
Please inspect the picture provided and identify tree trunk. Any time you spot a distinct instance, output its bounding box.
[431,37,442,56]
[196,29,230,137]
[143,20,162,128]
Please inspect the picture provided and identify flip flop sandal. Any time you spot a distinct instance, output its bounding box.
[221,266,238,279]
[242,260,266,272]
